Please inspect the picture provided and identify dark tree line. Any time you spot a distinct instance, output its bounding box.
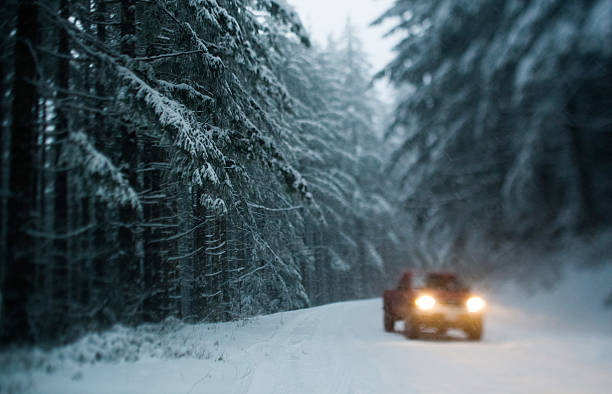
[376,0,612,285]
[0,0,403,345]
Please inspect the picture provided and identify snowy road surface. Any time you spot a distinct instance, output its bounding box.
[22,283,612,394]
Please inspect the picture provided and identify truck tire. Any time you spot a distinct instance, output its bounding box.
[465,319,483,341]
[384,313,394,332]
[404,315,420,339]
[436,327,447,337]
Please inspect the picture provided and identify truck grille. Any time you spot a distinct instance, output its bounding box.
[439,299,463,306]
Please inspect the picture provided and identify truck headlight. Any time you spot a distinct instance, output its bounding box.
[466,296,485,312]
[415,295,436,310]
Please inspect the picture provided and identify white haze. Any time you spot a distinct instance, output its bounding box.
[287,0,397,73]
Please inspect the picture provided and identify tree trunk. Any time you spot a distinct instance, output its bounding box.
[91,0,108,325]
[218,215,229,321]
[0,44,8,290]
[118,0,142,322]
[177,183,193,321]
[121,0,136,57]
[54,0,70,336]
[3,0,38,343]
[142,148,163,322]
[567,96,595,229]
[192,189,207,319]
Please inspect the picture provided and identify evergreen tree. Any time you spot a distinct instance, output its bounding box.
[0,0,402,345]
[376,0,612,278]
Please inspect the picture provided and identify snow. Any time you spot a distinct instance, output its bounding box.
[329,250,350,272]
[365,241,384,271]
[64,132,140,210]
[2,271,612,394]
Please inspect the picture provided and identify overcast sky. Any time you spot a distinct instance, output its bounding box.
[286,0,398,74]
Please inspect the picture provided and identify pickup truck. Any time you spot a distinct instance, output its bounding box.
[383,272,485,340]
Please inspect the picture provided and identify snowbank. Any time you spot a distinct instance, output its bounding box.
[2,271,612,393]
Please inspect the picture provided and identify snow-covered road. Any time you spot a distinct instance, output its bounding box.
[25,284,612,394]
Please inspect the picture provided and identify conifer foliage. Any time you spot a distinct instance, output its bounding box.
[0,0,397,344]
[376,0,612,278]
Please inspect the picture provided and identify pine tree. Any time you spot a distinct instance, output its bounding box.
[376,0,612,276]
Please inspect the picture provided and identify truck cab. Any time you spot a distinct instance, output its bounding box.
[383,272,485,340]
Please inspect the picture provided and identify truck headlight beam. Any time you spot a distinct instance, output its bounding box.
[415,295,436,310]
[466,296,485,312]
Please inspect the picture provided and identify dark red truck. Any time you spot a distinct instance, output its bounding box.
[383,272,485,340]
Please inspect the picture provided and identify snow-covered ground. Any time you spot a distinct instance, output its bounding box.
[2,268,612,394]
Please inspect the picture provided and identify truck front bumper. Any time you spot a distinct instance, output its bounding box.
[412,305,482,330]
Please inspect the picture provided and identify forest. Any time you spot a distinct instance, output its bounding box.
[1,0,611,347]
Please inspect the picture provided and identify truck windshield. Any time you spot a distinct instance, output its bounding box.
[425,274,466,291]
